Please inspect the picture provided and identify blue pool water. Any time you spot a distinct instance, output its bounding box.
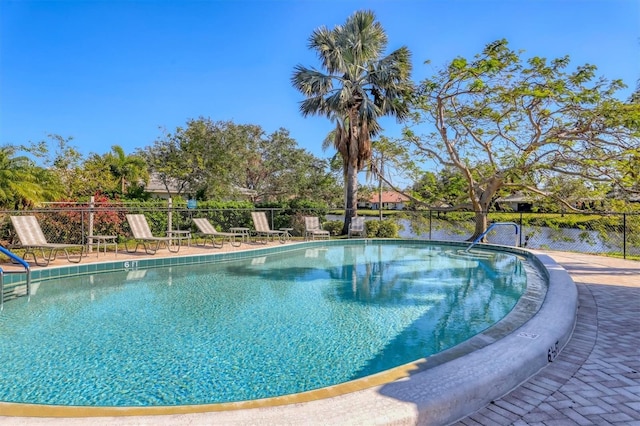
[0,242,527,407]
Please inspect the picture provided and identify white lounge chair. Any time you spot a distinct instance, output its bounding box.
[125,214,179,254]
[251,212,288,244]
[304,216,330,240]
[10,215,86,266]
[348,216,366,238]
[192,218,241,248]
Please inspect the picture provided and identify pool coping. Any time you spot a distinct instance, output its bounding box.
[0,240,578,425]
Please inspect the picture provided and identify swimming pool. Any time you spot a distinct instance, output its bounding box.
[0,241,532,409]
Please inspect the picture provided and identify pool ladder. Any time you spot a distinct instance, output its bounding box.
[465,222,520,252]
[0,245,31,311]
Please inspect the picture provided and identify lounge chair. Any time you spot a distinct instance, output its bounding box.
[125,214,180,254]
[251,212,289,244]
[348,216,366,238]
[10,215,86,266]
[304,216,330,240]
[192,218,241,248]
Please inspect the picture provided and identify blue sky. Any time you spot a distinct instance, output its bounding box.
[1,0,638,163]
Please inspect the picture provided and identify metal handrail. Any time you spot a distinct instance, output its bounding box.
[0,246,31,310]
[465,222,520,252]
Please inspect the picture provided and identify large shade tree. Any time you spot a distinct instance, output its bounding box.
[141,118,337,202]
[403,39,640,239]
[237,127,340,203]
[292,10,413,233]
[411,168,469,208]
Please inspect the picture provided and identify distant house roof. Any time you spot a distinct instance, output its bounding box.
[233,186,258,197]
[430,200,451,209]
[144,173,257,199]
[368,191,410,204]
[144,174,182,195]
[495,191,552,203]
[495,192,534,203]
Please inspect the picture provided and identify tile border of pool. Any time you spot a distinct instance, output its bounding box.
[0,240,578,425]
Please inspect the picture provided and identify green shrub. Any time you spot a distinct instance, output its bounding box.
[365,219,399,238]
[323,220,343,236]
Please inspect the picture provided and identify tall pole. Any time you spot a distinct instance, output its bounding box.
[88,195,95,254]
[378,152,383,221]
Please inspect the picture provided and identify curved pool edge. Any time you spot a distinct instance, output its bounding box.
[0,242,578,425]
[376,249,578,425]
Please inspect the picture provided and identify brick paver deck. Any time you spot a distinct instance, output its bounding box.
[457,252,640,426]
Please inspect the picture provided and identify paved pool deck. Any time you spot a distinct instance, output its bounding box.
[456,251,640,426]
[1,245,638,425]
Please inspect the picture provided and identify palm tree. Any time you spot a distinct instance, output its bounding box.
[0,146,58,208]
[292,10,413,234]
[106,145,148,195]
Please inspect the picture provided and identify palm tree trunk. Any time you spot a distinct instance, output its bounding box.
[343,161,359,234]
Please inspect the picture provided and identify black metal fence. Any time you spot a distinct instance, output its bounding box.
[1,201,639,260]
[395,210,640,259]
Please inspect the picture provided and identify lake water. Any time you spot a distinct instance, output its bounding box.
[328,215,633,255]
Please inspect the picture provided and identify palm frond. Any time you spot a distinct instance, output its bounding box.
[299,96,330,118]
[291,66,334,96]
[309,26,345,74]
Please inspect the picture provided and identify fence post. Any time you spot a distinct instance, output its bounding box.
[623,213,627,260]
[519,211,523,247]
[81,206,85,246]
[428,210,432,240]
[167,198,173,233]
[88,196,95,254]
[270,208,275,230]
